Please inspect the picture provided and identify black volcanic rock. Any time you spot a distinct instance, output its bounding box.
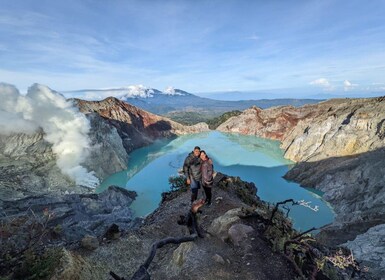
[0,186,138,244]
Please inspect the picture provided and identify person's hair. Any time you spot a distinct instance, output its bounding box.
[194,146,201,151]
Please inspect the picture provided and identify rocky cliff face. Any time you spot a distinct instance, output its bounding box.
[281,97,385,162]
[0,131,75,200]
[81,113,129,180]
[75,97,209,153]
[218,97,385,162]
[217,96,385,276]
[217,104,322,140]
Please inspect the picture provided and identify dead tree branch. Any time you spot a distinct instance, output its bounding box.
[110,200,205,280]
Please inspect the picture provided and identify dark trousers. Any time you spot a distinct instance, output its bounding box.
[190,178,201,202]
[191,187,199,202]
[203,186,212,204]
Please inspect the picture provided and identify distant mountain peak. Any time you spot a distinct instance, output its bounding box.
[64,85,193,100]
[118,85,190,99]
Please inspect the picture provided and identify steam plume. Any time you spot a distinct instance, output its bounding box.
[0,83,99,187]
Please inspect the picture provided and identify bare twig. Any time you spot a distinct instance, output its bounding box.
[291,227,318,240]
[269,199,298,223]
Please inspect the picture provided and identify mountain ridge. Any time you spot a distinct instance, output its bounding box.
[64,86,322,119]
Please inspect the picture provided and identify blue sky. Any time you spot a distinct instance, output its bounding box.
[1,0,385,98]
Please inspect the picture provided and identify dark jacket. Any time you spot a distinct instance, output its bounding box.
[201,160,214,187]
[183,152,202,181]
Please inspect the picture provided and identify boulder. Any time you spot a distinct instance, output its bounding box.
[208,208,242,241]
[228,224,254,246]
[172,242,196,267]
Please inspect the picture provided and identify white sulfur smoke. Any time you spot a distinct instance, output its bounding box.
[0,83,99,187]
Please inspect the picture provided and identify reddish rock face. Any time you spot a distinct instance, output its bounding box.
[217,97,385,162]
[76,97,165,128]
[74,97,209,153]
[217,104,326,141]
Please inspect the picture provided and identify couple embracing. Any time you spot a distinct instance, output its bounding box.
[183,146,214,206]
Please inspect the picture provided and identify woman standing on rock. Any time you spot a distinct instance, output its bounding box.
[200,150,214,206]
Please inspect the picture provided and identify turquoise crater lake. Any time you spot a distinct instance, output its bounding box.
[98,131,334,231]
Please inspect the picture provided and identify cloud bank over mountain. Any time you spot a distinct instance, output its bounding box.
[0,83,99,187]
[65,85,189,100]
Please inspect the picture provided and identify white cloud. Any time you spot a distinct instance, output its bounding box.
[309,78,334,91]
[0,83,99,187]
[121,85,155,98]
[164,86,176,95]
[310,78,330,87]
[65,84,190,100]
[343,80,358,91]
[163,86,184,95]
[68,85,156,101]
[343,80,352,87]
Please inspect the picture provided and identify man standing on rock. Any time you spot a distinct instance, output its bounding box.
[183,146,202,203]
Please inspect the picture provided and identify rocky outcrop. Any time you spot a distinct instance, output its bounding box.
[217,104,323,140]
[281,97,385,162]
[0,185,138,279]
[218,97,385,162]
[217,96,385,275]
[343,224,385,278]
[0,131,76,200]
[0,186,138,245]
[75,97,209,153]
[82,113,128,180]
[285,148,385,235]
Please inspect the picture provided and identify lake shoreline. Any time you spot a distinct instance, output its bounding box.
[99,131,335,231]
